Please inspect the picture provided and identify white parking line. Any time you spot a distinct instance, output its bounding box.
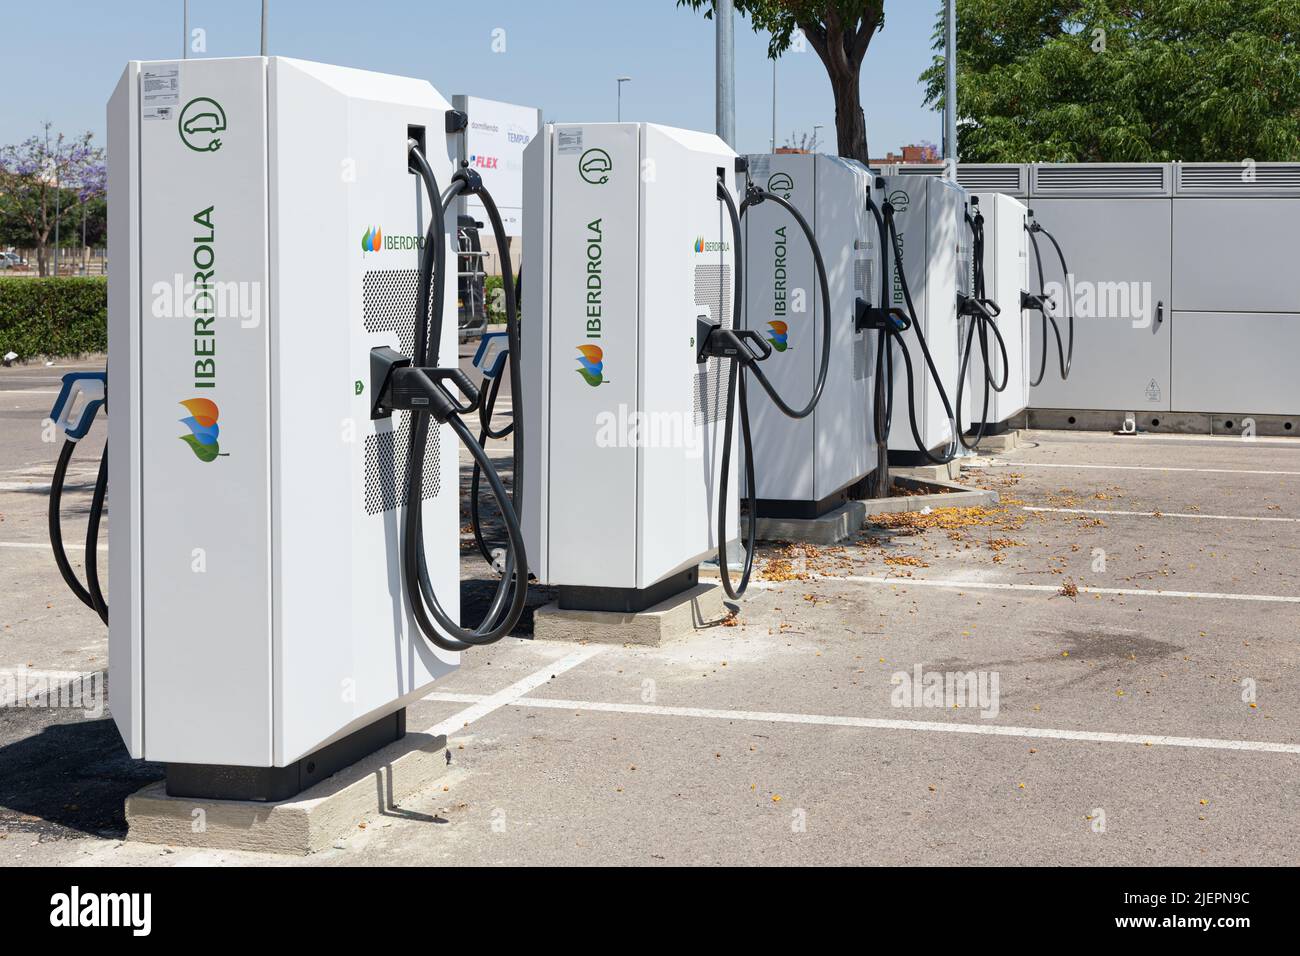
[751,573,1300,604]
[423,692,1300,756]
[420,645,604,738]
[1025,505,1298,523]
[977,461,1300,478]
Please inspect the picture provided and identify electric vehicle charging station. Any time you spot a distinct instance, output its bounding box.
[966,192,1031,430]
[880,173,966,462]
[740,153,879,518]
[521,122,740,612]
[93,55,523,800]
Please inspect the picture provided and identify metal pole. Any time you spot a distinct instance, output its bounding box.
[770,58,777,152]
[944,0,957,164]
[54,168,60,277]
[715,0,735,148]
[260,0,268,56]
[183,0,189,58]
[617,77,630,122]
[812,125,823,152]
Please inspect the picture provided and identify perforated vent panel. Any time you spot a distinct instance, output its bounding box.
[853,332,870,381]
[363,269,431,356]
[693,263,732,426]
[363,415,441,516]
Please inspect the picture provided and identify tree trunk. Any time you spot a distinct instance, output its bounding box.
[830,65,870,164]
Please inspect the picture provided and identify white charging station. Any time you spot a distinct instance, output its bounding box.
[968,191,1031,425]
[107,56,461,795]
[521,122,739,611]
[740,153,879,518]
[881,174,968,458]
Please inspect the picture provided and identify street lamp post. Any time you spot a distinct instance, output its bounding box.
[812,124,824,152]
[617,76,631,121]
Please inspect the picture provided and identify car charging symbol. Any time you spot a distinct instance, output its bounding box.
[178,97,227,153]
[579,148,612,185]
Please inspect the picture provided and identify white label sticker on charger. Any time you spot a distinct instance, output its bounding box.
[556,127,584,154]
[142,63,180,120]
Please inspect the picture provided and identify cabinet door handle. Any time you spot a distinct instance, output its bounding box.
[1155,301,1164,327]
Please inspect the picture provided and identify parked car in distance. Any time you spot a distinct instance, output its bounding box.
[0,252,27,269]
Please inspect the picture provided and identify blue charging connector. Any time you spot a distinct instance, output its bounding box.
[49,371,107,441]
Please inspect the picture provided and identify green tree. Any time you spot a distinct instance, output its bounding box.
[922,0,1300,163]
[678,1,886,162]
[0,124,103,275]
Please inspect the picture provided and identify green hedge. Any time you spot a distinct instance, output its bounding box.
[0,277,108,359]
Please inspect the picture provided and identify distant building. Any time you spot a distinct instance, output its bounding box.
[871,143,940,165]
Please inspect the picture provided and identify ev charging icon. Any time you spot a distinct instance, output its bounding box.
[579,148,612,185]
[178,97,228,152]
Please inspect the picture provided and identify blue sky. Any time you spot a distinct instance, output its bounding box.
[1,0,942,156]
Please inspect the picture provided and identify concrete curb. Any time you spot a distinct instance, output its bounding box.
[125,730,449,855]
[755,500,868,545]
[532,583,733,646]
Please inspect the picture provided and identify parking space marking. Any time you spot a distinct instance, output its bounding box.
[423,692,1300,755]
[752,574,1300,604]
[1024,505,1298,523]
[977,461,1300,478]
[420,644,605,738]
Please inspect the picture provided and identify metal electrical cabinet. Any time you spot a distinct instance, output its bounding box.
[881,174,968,456]
[741,153,878,517]
[1025,164,1174,412]
[521,122,739,605]
[1169,164,1300,415]
[931,161,1300,422]
[969,192,1031,425]
[107,57,461,771]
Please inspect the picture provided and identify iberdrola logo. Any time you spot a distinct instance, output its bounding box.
[694,236,706,253]
[179,397,221,462]
[361,226,383,253]
[576,344,605,387]
[766,320,790,352]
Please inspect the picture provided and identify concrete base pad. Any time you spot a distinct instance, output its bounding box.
[889,459,963,483]
[863,473,1000,515]
[1025,408,1299,438]
[968,429,1022,453]
[125,730,448,855]
[755,500,868,545]
[533,582,732,646]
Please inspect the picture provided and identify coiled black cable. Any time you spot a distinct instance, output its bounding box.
[713,178,833,600]
[49,438,108,624]
[954,208,1010,451]
[1027,218,1074,385]
[402,145,526,651]
[881,201,959,465]
[864,192,893,498]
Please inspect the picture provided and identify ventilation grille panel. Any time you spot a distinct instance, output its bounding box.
[693,263,732,426]
[1031,164,1170,196]
[363,415,441,516]
[1176,163,1300,196]
[957,165,1027,195]
[363,268,433,356]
